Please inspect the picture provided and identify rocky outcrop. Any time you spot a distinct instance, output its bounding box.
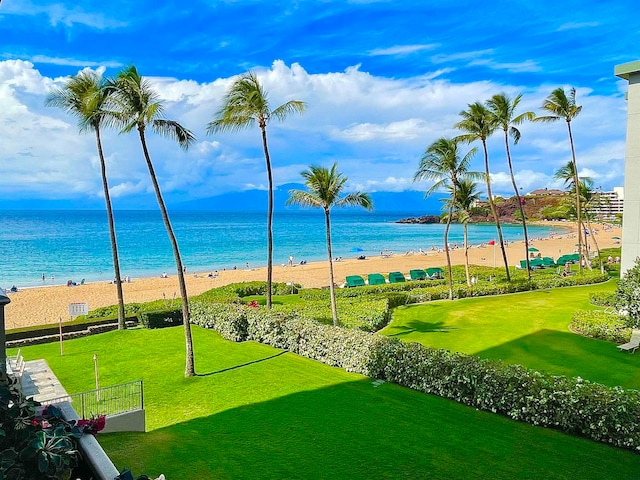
[396,215,442,224]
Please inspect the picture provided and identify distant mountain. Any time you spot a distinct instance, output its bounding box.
[0,185,445,214]
[171,184,445,214]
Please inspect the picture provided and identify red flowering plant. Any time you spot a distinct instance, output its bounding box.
[247,300,260,308]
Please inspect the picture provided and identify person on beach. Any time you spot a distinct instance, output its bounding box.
[288,255,293,267]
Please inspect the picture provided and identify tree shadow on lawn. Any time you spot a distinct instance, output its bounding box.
[197,351,287,377]
[99,378,640,480]
[475,329,640,390]
[386,303,457,336]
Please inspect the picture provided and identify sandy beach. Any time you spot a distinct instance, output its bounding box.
[3,221,621,330]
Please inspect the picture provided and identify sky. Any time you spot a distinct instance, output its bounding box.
[0,0,638,209]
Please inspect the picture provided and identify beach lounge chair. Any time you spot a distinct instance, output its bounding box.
[345,275,366,288]
[617,329,640,353]
[409,269,427,281]
[367,273,386,285]
[388,271,406,283]
[426,267,444,280]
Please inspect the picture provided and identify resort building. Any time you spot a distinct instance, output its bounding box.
[591,187,624,221]
[615,60,640,276]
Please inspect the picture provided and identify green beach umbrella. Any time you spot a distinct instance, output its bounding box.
[612,236,620,240]
[528,247,539,252]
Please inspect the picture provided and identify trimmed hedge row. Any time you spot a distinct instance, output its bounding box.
[191,306,640,452]
[590,291,617,307]
[570,310,631,343]
[137,308,183,329]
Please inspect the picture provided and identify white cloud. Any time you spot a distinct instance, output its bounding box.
[1,1,127,28]
[557,22,599,31]
[0,59,628,203]
[30,55,123,68]
[368,44,437,56]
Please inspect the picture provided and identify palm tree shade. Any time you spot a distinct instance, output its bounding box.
[111,65,197,377]
[455,102,511,281]
[414,137,478,300]
[286,164,372,326]
[486,93,535,280]
[46,70,127,330]
[207,71,306,309]
[536,87,584,273]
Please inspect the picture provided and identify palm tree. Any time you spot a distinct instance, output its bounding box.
[286,164,372,326]
[46,70,127,330]
[580,180,605,274]
[110,65,197,377]
[207,71,306,310]
[414,137,478,300]
[455,102,511,281]
[536,87,584,272]
[446,179,480,286]
[486,93,535,280]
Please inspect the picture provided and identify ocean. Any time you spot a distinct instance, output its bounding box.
[0,210,563,288]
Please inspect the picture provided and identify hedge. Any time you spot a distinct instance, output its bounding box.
[590,291,617,307]
[137,308,183,329]
[570,310,631,343]
[191,305,640,452]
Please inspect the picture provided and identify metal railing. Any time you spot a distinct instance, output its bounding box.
[43,380,143,418]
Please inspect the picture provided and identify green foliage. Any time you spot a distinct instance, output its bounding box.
[589,291,617,307]
[570,310,631,343]
[615,257,640,326]
[138,308,183,329]
[0,372,86,479]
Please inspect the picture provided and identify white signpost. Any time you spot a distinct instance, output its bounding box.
[60,302,88,355]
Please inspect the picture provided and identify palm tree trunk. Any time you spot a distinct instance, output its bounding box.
[585,219,604,274]
[444,185,455,300]
[324,209,338,326]
[503,129,530,280]
[482,140,510,281]
[463,222,471,287]
[138,128,195,377]
[95,129,126,330]
[260,124,274,309]
[567,121,583,274]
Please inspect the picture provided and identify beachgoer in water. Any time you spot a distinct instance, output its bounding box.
[41,273,45,281]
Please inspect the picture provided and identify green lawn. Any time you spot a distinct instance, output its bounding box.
[10,325,640,479]
[380,282,640,389]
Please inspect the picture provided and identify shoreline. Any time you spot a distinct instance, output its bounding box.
[3,221,621,330]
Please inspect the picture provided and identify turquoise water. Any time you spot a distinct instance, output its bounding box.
[0,210,563,288]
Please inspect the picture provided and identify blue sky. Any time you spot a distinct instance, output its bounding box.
[0,0,637,209]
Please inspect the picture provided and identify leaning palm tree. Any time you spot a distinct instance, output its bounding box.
[455,102,511,281]
[110,65,197,377]
[580,180,605,273]
[46,70,127,330]
[446,179,480,287]
[536,87,584,272]
[486,93,535,280]
[286,164,372,326]
[207,71,306,310]
[414,137,478,300]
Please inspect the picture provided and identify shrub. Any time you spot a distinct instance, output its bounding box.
[138,308,183,329]
[616,257,640,326]
[570,310,631,343]
[190,302,249,342]
[590,291,617,307]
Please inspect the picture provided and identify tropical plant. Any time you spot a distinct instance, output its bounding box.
[536,87,584,272]
[616,257,640,326]
[414,137,478,299]
[446,179,480,286]
[110,65,197,377]
[455,102,511,281]
[486,93,535,279]
[581,180,606,274]
[207,71,306,309]
[286,163,372,326]
[46,70,127,330]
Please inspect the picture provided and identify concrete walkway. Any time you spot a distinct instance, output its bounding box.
[20,359,69,403]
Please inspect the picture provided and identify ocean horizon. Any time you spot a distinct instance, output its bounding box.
[0,210,565,288]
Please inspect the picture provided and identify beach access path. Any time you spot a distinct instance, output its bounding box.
[4,221,620,330]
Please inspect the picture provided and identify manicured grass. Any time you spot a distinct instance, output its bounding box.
[381,282,640,389]
[10,326,640,479]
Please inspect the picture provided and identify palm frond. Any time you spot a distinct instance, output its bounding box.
[336,192,373,210]
[272,100,306,121]
[152,119,196,150]
[286,190,324,208]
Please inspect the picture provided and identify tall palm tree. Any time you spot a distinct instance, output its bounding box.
[286,164,372,326]
[207,71,306,309]
[455,102,511,281]
[536,87,584,272]
[580,180,605,274]
[110,65,197,377]
[446,179,480,287]
[486,93,535,280]
[46,70,127,330]
[414,137,478,300]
